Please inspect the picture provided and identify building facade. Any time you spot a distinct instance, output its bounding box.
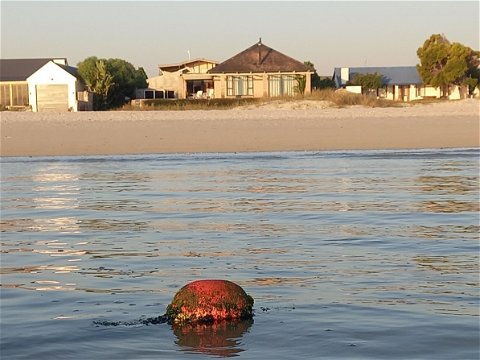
[136,39,311,101]
[208,39,311,98]
[333,66,469,101]
[0,58,92,111]
[136,58,218,100]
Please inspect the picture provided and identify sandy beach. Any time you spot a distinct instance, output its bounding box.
[1,99,478,157]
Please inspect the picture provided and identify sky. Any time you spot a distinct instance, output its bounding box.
[1,1,479,77]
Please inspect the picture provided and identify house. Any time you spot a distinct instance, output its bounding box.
[0,58,55,109]
[0,58,92,111]
[27,61,92,111]
[333,66,468,101]
[135,39,311,102]
[208,39,311,98]
[136,58,218,100]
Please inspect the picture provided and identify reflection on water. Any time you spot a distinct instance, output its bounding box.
[418,200,479,213]
[0,217,149,232]
[1,149,479,359]
[416,175,478,194]
[173,319,253,357]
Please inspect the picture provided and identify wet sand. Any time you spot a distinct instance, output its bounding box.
[1,99,478,157]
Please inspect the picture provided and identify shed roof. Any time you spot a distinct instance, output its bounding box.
[333,66,422,87]
[208,40,310,74]
[0,58,68,81]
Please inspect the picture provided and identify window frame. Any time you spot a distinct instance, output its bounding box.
[227,75,254,96]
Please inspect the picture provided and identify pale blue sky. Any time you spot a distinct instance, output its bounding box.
[1,1,479,77]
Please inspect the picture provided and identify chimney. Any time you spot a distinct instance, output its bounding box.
[341,67,349,84]
[258,37,262,65]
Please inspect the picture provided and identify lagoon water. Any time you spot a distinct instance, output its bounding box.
[1,149,479,359]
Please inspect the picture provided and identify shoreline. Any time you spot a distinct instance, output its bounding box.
[1,99,479,157]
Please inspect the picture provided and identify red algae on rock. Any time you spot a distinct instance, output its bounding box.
[166,280,254,324]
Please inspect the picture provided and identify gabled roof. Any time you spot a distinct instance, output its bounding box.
[57,64,80,78]
[27,61,82,82]
[159,58,218,72]
[0,58,68,81]
[333,66,422,87]
[208,39,310,74]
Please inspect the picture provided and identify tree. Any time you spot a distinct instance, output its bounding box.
[417,34,480,96]
[78,57,147,109]
[349,72,384,94]
[304,61,321,89]
[317,77,336,89]
[78,57,115,110]
[303,61,336,90]
[105,58,148,107]
[295,75,306,95]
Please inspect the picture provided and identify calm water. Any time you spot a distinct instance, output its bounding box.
[1,149,479,359]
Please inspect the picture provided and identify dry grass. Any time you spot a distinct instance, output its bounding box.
[120,89,461,111]
[121,98,264,111]
[304,89,399,107]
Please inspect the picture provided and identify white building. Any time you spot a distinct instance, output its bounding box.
[0,58,92,112]
[333,66,469,101]
[27,60,92,112]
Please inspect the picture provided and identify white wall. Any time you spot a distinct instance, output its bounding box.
[341,67,349,84]
[27,61,78,111]
[421,86,441,98]
[345,85,362,94]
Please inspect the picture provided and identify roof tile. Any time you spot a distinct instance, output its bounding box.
[209,41,309,74]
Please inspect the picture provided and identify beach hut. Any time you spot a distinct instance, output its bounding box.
[0,58,62,110]
[0,58,92,111]
[27,60,92,112]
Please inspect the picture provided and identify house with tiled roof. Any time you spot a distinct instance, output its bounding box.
[333,66,468,101]
[208,39,311,98]
[0,58,92,111]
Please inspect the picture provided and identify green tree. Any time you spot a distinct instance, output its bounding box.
[317,77,336,89]
[349,72,384,94]
[417,34,479,96]
[295,75,306,95]
[304,61,321,90]
[77,56,99,90]
[106,58,148,107]
[77,57,147,109]
[78,57,115,110]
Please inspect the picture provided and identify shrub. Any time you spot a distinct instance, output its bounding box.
[306,89,397,107]
[125,98,263,111]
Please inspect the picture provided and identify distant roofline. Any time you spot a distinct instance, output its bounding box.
[1,57,68,64]
[208,40,310,74]
[333,65,418,70]
[332,65,422,87]
[1,57,67,60]
[158,58,219,69]
[0,58,70,81]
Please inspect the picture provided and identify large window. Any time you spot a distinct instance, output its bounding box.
[0,83,28,107]
[12,84,28,106]
[227,76,253,96]
[269,75,296,97]
[0,84,10,107]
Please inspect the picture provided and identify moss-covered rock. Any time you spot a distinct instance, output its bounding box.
[166,280,254,324]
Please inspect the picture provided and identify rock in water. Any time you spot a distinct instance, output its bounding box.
[166,280,254,324]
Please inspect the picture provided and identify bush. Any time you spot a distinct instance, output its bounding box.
[306,89,397,107]
[125,98,263,111]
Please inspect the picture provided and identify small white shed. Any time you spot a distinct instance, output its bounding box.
[27,61,86,112]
